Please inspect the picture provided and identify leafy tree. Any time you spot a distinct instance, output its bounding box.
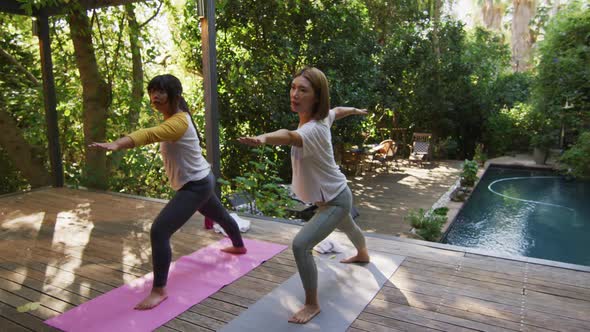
[483,102,534,156]
[530,2,590,150]
[0,13,49,192]
[177,0,378,191]
[560,131,590,179]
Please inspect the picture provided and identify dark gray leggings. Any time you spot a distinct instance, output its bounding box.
[292,186,366,290]
[151,172,244,287]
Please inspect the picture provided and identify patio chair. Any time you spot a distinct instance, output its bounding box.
[340,147,369,175]
[227,192,259,215]
[369,139,398,171]
[408,132,431,166]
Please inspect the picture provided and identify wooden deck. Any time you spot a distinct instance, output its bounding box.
[1,188,589,331]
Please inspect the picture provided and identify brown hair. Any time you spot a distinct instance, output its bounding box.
[294,67,330,120]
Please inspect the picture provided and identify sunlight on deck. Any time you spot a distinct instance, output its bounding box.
[1,188,589,331]
[53,207,93,248]
[2,211,44,234]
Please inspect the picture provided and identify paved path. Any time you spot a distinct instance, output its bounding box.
[348,160,462,235]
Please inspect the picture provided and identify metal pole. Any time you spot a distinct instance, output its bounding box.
[38,11,64,187]
[200,0,221,197]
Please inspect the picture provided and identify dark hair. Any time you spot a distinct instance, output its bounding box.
[147,74,183,112]
[148,74,204,145]
[294,67,330,120]
[178,96,189,112]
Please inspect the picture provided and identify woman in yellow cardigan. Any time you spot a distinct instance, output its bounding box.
[90,74,246,310]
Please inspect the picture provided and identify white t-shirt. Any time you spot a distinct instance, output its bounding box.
[160,113,210,190]
[127,112,210,191]
[291,109,347,203]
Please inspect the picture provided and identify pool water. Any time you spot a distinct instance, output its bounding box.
[443,165,590,266]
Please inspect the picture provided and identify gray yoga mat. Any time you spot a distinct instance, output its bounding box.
[220,250,405,331]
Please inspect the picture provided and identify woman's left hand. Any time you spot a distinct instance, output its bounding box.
[356,108,369,116]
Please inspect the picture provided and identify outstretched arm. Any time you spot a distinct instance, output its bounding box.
[89,136,135,151]
[89,113,188,151]
[238,129,303,147]
[332,107,368,120]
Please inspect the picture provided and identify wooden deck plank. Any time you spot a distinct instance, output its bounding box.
[0,277,76,314]
[363,300,481,331]
[397,264,525,292]
[352,314,424,331]
[210,290,255,308]
[0,301,61,332]
[0,260,115,294]
[0,269,93,307]
[403,257,526,286]
[376,285,525,331]
[161,316,213,332]
[154,326,181,332]
[1,315,33,331]
[0,289,61,321]
[2,188,590,332]
[0,263,103,300]
[199,297,246,316]
[175,309,225,330]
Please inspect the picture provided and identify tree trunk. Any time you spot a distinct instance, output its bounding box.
[0,108,51,187]
[125,3,143,132]
[68,9,110,189]
[511,0,535,72]
[482,0,504,31]
[551,0,560,16]
[0,47,40,86]
[0,46,50,187]
[432,0,442,59]
[106,3,145,172]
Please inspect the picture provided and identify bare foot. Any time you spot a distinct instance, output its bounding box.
[221,246,247,255]
[288,304,321,324]
[135,287,167,310]
[340,249,370,264]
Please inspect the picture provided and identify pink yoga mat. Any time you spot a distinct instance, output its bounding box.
[45,238,287,332]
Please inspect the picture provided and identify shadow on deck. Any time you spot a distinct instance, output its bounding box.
[1,187,589,331]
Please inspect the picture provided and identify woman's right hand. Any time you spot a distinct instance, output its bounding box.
[237,136,265,146]
[88,142,119,151]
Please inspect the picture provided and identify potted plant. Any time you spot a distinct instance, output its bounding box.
[473,143,487,166]
[460,159,478,187]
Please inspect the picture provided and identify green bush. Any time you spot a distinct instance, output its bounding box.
[529,4,590,149]
[218,146,295,218]
[473,144,487,165]
[460,160,479,186]
[434,137,459,160]
[491,71,533,110]
[404,208,446,242]
[432,207,449,216]
[483,102,534,156]
[560,132,590,179]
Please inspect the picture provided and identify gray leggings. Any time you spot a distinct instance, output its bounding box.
[292,186,366,290]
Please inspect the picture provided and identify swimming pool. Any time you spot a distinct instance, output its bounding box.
[442,165,590,266]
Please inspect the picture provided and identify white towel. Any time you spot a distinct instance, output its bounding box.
[313,238,344,254]
[213,213,251,236]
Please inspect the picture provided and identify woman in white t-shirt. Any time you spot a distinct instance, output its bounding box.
[238,67,369,324]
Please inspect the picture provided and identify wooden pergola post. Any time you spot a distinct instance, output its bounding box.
[199,0,221,196]
[37,9,64,187]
